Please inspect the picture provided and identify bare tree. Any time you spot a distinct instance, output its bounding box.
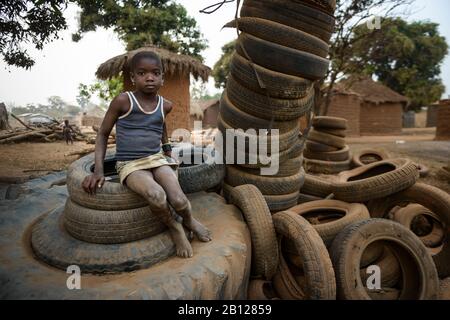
[317,0,414,115]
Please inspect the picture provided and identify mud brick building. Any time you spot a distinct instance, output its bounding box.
[325,77,410,136]
[190,99,220,130]
[96,46,211,136]
[435,99,450,140]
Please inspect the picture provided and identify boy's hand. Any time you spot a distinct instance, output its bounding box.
[82,173,105,195]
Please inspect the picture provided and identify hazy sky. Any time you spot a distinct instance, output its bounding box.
[0,0,449,107]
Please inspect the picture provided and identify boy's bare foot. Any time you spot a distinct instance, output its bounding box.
[169,222,193,258]
[183,217,212,242]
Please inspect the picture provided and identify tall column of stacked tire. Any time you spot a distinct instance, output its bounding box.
[303,116,351,174]
[221,0,336,212]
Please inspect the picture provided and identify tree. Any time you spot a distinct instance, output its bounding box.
[77,77,124,110]
[212,40,235,89]
[320,0,415,115]
[72,0,207,60]
[0,0,68,69]
[348,18,448,110]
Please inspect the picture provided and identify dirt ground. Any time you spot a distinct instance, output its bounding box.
[0,141,91,182]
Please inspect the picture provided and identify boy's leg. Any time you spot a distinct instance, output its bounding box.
[152,165,211,242]
[125,169,193,258]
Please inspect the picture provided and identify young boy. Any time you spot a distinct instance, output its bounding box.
[82,51,211,258]
[62,119,74,145]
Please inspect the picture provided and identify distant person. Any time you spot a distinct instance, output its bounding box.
[62,119,74,145]
[81,51,211,258]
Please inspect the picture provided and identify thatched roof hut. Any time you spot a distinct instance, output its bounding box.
[96,46,211,135]
[96,46,211,82]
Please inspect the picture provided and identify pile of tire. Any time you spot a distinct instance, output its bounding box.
[303,116,351,174]
[30,147,225,274]
[221,0,336,212]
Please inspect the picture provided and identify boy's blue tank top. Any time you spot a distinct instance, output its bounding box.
[115,91,165,161]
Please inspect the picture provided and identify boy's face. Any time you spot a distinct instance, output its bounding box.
[131,58,164,94]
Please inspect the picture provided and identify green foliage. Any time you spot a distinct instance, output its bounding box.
[78,76,124,107]
[212,40,235,89]
[72,0,207,60]
[0,0,69,69]
[348,17,448,109]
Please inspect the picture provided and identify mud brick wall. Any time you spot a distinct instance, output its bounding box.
[426,105,439,127]
[359,102,403,136]
[81,116,103,127]
[326,94,361,136]
[202,102,219,129]
[435,105,450,140]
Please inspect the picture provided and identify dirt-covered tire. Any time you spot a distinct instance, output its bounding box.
[220,90,299,133]
[416,163,430,178]
[240,0,334,42]
[313,116,348,130]
[31,208,192,274]
[332,158,419,202]
[247,280,278,300]
[245,155,304,178]
[272,211,336,299]
[230,185,278,280]
[367,183,450,277]
[67,149,148,211]
[301,174,334,197]
[352,149,390,167]
[308,130,346,149]
[226,166,305,196]
[306,140,338,152]
[360,242,385,268]
[360,246,401,288]
[393,204,445,250]
[236,33,330,80]
[330,219,439,300]
[317,128,347,137]
[175,147,225,194]
[304,145,350,162]
[223,183,299,213]
[304,158,351,174]
[297,193,323,204]
[63,198,167,244]
[227,75,315,121]
[287,200,371,247]
[229,52,313,99]
[299,0,336,14]
[225,17,329,58]
[272,247,306,299]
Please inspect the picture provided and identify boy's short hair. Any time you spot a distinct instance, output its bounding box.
[130,51,164,72]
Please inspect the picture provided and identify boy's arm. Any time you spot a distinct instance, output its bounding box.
[162,99,173,157]
[82,93,128,194]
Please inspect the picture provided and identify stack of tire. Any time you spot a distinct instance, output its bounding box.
[221,0,336,212]
[303,116,351,174]
[31,147,225,274]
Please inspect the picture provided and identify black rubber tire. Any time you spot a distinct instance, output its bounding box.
[236,33,330,81]
[229,52,313,99]
[333,158,420,202]
[330,219,439,300]
[223,183,299,213]
[31,208,192,274]
[301,174,334,197]
[63,198,167,244]
[313,116,348,130]
[227,75,315,121]
[360,246,401,288]
[367,183,450,278]
[219,90,299,133]
[247,280,278,300]
[304,158,351,174]
[245,155,304,178]
[294,0,336,14]
[225,17,329,58]
[272,245,306,299]
[297,193,323,204]
[240,0,334,42]
[306,140,339,152]
[304,145,350,162]
[175,147,225,194]
[226,166,305,196]
[287,200,371,247]
[352,149,390,167]
[230,185,279,280]
[273,211,336,299]
[308,129,346,149]
[67,149,148,211]
[317,128,347,138]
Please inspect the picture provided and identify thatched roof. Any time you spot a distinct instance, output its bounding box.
[339,76,410,106]
[190,99,219,119]
[96,46,211,82]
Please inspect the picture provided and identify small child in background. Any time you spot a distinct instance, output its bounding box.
[62,119,74,145]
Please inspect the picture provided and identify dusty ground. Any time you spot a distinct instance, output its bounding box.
[0,141,91,182]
